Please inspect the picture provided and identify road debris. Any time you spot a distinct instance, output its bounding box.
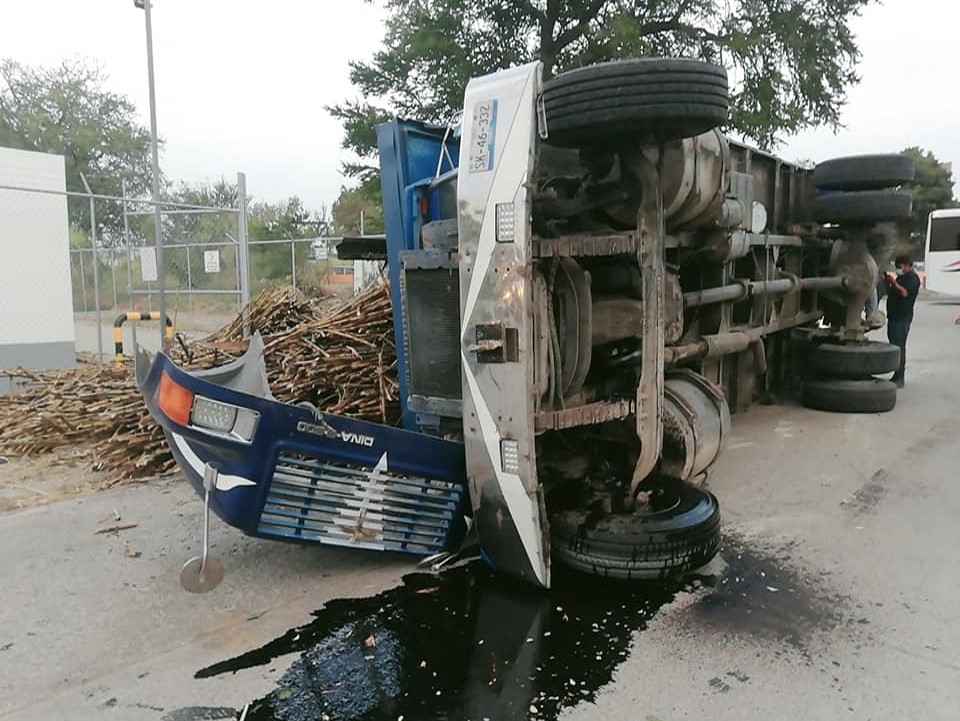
[95,521,138,534]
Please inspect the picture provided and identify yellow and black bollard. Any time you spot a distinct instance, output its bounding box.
[114,312,174,367]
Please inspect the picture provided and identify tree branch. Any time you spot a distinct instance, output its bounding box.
[519,0,546,23]
[670,0,698,24]
[635,18,724,44]
[554,0,608,50]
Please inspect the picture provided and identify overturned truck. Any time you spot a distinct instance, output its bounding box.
[139,59,914,590]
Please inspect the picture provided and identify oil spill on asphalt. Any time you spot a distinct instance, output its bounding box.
[197,538,845,720]
[198,564,677,721]
[692,538,847,653]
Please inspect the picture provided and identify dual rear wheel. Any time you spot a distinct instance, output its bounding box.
[801,341,900,413]
[813,154,916,225]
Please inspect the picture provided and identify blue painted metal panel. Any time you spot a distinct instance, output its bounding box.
[139,351,467,554]
[376,119,459,430]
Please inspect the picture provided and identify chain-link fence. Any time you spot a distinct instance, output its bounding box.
[69,236,343,314]
[3,167,368,363]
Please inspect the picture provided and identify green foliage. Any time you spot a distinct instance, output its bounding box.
[327,102,391,183]
[332,178,385,236]
[69,227,90,249]
[0,57,155,242]
[246,196,321,289]
[248,196,319,240]
[331,0,873,180]
[140,180,332,294]
[900,147,958,244]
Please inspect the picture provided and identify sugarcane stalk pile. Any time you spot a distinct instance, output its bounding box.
[0,364,176,482]
[0,282,399,484]
[172,282,400,421]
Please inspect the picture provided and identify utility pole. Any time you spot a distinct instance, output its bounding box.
[135,0,166,349]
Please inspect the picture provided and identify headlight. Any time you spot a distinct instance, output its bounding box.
[191,397,238,432]
[190,395,259,442]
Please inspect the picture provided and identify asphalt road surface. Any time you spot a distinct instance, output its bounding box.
[2,299,959,721]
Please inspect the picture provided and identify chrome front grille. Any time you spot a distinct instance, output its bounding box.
[257,452,466,554]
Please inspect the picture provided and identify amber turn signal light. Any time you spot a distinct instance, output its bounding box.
[158,370,194,427]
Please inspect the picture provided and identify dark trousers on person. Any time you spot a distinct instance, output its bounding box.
[887,319,911,383]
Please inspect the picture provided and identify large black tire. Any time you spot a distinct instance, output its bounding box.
[814,190,913,224]
[802,378,897,413]
[551,482,720,580]
[814,154,916,191]
[542,58,729,148]
[808,341,901,379]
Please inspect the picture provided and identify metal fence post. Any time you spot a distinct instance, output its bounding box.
[237,172,251,338]
[111,254,118,309]
[78,250,88,312]
[290,240,297,290]
[81,175,104,362]
[232,234,242,313]
[122,180,134,305]
[185,249,193,311]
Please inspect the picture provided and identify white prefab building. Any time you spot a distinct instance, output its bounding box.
[0,147,75,389]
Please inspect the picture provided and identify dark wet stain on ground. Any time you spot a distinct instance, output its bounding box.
[198,537,846,720]
[132,702,166,712]
[199,564,677,721]
[842,469,889,515]
[160,706,238,721]
[692,538,846,653]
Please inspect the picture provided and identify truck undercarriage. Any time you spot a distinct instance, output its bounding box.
[138,58,914,590]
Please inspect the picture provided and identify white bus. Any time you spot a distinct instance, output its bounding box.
[923,208,960,295]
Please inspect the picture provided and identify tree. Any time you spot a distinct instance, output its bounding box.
[148,180,331,292]
[0,58,155,241]
[245,195,331,291]
[332,178,385,236]
[331,0,872,180]
[900,147,957,248]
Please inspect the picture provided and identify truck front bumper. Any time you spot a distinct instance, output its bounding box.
[136,335,468,555]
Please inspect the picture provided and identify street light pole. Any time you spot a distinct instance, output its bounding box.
[135,0,167,350]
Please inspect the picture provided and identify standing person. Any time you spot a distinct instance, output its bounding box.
[884,254,922,387]
[864,269,885,328]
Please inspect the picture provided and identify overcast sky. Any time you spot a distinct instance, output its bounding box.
[0,0,955,211]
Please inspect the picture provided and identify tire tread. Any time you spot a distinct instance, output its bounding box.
[551,485,721,580]
[802,378,897,413]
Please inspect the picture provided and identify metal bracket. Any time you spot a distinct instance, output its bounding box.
[179,462,225,593]
[536,92,548,140]
[468,323,519,363]
[630,152,666,500]
[535,399,634,431]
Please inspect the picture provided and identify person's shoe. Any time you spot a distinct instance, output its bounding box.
[865,310,886,330]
